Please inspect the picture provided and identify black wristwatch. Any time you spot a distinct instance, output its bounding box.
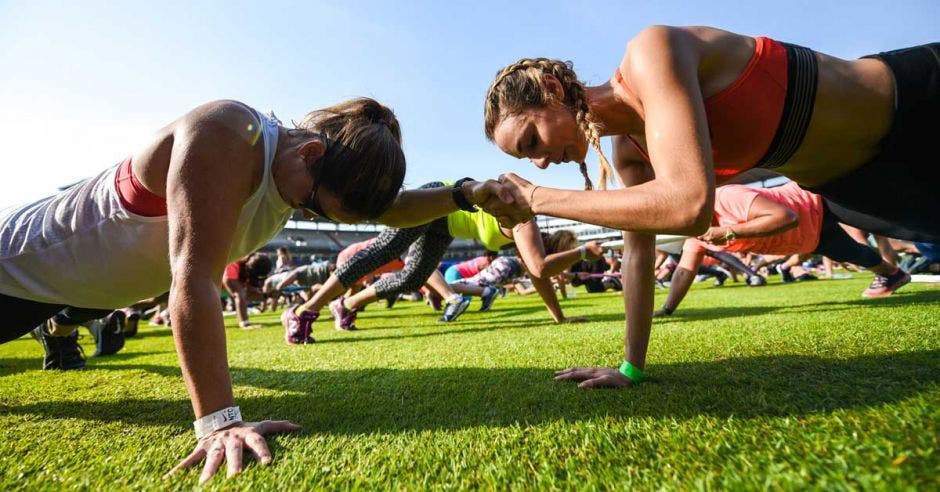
[452,177,478,212]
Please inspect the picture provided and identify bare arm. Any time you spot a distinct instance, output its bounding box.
[502,27,717,235]
[377,179,514,228]
[554,138,657,388]
[275,270,299,291]
[529,274,565,323]
[163,101,299,483]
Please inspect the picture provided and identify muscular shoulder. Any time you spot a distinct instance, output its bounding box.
[172,100,262,146]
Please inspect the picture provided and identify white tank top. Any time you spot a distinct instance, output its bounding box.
[0,111,293,308]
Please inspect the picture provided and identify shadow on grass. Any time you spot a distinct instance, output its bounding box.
[3,350,936,434]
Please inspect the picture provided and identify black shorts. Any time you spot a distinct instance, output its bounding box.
[809,43,940,243]
[0,293,112,344]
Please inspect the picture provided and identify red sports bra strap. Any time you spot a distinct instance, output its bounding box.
[115,158,167,217]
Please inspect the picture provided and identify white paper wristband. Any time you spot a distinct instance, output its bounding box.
[194,406,242,440]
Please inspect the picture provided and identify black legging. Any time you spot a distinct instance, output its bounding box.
[334,182,456,300]
[0,293,112,344]
[813,201,883,268]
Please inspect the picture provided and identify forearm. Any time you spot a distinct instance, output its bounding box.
[622,232,655,368]
[169,279,234,418]
[728,215,797,239]
[530,248,582,278]
[663,267,695,311]
[377,187,459,228]
[530,182,710,235]
[531,275,564,322]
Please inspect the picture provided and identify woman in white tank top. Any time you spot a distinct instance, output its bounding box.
[0,98,517,483]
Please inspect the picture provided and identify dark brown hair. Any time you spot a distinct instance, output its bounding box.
[293,98,406,220]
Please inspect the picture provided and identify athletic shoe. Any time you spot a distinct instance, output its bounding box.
[862,269,911,298]
[479,286,499,312]
[32,322,86,370]
[780,267,795,283]
[122,308,141,337]
[440,295,471,322]
[747,275,767,287]
[87,310,126,357]
[795,273,818,282]
[329,297,359,331]
[386,296,397,310]
[282,308,317,345]
[713,271,729,287]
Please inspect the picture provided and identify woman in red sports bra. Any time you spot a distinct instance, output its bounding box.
[481,25,939,390]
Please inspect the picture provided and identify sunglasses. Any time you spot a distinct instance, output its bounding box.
[302,180,335,222]
[300,134,338,222]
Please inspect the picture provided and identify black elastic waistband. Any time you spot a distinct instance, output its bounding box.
[756,43,819,169]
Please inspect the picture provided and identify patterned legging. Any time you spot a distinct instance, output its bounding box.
[455,256,522,288]
[334,182,455,300]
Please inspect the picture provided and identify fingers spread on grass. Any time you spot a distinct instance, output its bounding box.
[226,438,244,478]
[164,447,206,480]
[245,433,273,465]
[554,368,595,381]
[199,443,226,484]
[579,375,631,389]
[258,419,302,435]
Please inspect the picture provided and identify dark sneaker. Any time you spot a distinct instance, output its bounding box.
[863,269,911,298]
[747,275,768,287]
[88,310,126,357]
[329,297,359,331]
[780,267,795,283]
[122,309,141,337]
[282,308,317,345]
[795,273,818,282]
[479,286,499,312]
[386,296,397,309]
[713,271,729,287]
[32,322,86,370]
[440,295,471,322]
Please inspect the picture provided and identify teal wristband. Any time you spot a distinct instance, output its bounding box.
[618,360,648,383]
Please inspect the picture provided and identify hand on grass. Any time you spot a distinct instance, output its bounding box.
[164,420,302,484]
[554,367,633,389]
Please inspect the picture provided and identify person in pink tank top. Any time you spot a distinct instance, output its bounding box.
[654,183,910,317]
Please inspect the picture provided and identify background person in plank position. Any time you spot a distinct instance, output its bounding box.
[0,98,515,483]
[654,182,910,317]
[282,191,603,337]
[222,253,274,329]
[482,26,939,388]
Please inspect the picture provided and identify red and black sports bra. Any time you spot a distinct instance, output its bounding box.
[616,36,791,178]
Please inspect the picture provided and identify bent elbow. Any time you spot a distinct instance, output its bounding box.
[677,196,712,235]
[785,210,800,228]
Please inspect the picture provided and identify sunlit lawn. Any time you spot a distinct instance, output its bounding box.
[0,273,937,490]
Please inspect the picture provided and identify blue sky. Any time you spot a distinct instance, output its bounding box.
[1,0,937,208]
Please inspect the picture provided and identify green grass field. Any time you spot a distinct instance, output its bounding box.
[1,274,938,490]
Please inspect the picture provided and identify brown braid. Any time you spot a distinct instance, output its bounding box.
[484,58,615,190]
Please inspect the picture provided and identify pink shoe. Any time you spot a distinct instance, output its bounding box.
[329,297,359,331]
[281,308,317,344]
[862,269,911,298]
